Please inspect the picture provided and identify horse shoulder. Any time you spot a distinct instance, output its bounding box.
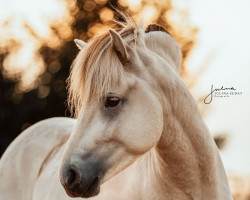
[0,117,76,200]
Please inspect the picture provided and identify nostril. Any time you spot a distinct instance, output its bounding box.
[65,168,78,188]
[61,164,101,197]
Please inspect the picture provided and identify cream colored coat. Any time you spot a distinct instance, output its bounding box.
[0,21,233,200]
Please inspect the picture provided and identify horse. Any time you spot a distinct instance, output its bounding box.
[0,16,233,199]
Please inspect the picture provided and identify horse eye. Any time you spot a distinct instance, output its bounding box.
[105,97,120,108]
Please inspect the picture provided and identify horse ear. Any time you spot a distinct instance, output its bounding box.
[109,29,129,60]
[74,39,86,50]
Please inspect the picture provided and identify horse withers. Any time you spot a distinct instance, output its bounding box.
[0,16,233,200]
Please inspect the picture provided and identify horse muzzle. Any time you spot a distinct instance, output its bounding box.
[60,158,104,198]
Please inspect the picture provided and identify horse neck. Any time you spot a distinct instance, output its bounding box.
[141,71,226,198]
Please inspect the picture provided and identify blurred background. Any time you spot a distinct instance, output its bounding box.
[0,0,249,199]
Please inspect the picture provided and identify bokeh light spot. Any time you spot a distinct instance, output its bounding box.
[84,1,96,12]
[41,72,52,84]
[99,8,114,22]
[37,85,50,98]
[48,61,61,73]
[95,0,107,5]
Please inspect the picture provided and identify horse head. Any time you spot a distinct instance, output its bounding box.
[59,18,182,198]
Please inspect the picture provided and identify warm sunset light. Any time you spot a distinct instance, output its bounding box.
[0,0,74,91]
[0,0,193,92]
[1,0,250,199]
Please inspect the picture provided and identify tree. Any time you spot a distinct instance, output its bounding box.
[0,0,197,156]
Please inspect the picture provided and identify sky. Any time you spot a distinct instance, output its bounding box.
[173,0,250,176]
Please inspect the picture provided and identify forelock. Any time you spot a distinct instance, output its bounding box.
[67,19,139,117]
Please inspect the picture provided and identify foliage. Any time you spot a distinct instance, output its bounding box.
[0,0,197,156]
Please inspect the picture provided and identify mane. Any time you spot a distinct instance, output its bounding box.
[145,24,172,36]
[67,16,139,117]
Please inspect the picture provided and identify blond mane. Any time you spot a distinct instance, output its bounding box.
[67,17,140,117]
